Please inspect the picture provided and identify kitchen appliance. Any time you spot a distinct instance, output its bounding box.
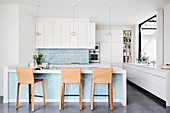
[89,44,100,63]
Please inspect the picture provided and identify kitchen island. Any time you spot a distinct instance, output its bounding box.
[3,64,127,106]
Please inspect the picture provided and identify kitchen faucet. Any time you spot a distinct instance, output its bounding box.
[148,60,156,66]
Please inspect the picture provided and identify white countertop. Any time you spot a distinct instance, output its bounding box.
[123,63,169,78]
[124,63,168,70]
[7,64,126,74]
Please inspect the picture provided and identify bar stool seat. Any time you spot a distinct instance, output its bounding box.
[59,68,82,110]
[16,68,46,112]
[34,79,44,83]
[91,68,113,111]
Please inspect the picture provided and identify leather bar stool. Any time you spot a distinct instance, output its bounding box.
[16,68,46,112]
[59,68,82,110]
[91,68,113,111]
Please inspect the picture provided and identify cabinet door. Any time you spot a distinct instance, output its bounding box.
[36,22,44,48]
[53,23,61,48]
[70,23,78,48]
[99,30,112,43]
[87,23,95,49]
[62,23,70,48]
[100,43,112,63]
[79,23,87,48]
[111,43,123,64]
[112,30,123,43]
[44,23,53,47]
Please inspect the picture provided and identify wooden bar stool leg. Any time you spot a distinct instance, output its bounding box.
[32,83,35,112]
[28,84,31,103]
[59,82,63,110]
[91,80,94,111]
[16,83,20,110]
[62,83,65,105]
[108,84,110,104]
[110,82,114,110]
[42,80,46,106]
[79,81,82,110]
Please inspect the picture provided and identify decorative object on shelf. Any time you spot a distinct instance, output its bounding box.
[70,3,77,36]
[123,31,131,37]
[34,4,41,36]
[123,30,132,63]
[33,52,43,65]
[124,52,127,56]
[107,4,112,36]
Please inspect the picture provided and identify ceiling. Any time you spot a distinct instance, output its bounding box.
[0,0,170,26]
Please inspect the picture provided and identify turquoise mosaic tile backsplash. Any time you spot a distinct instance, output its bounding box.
[38,49,89,64]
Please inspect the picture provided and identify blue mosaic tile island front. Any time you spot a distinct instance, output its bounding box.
[8,72,121,100]
[38,49,89,64]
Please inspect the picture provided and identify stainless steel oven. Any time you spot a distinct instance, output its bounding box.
[89,44,100,63]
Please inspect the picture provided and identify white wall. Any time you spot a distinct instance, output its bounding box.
[0,5,35,96]
[164,4,170,64]
[156,9,164,66]
[133,24,139,63]
[19,6,35,65]
[0,5,19,96]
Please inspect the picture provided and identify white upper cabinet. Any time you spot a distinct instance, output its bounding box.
[96,30,123,43]
[44,23,53,47]
[70,23,78,48]
[112,30,123,43]
[35,18,95,49]
[53,23,61,48]
[79,23,87,48]
[36,22,44,48]
[99,30,112,43]
[61,23,70,48]
[87,23,95,49]
[98,29,124,66]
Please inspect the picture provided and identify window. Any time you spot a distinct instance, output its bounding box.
[139,15,157,62]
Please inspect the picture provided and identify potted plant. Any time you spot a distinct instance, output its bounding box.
[33,52,43,65]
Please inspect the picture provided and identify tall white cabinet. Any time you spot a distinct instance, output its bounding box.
[36,18,95,49]
[97,30,123,66]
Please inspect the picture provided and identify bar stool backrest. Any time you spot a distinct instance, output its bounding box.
[16,68,34,84]
[92,68,113,83]
[61,68,81,83]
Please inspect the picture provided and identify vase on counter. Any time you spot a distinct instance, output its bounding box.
[34,59,37,68]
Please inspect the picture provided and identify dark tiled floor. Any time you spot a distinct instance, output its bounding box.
[0,81,169,113]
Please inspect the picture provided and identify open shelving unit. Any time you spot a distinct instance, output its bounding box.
[123,30,132,63]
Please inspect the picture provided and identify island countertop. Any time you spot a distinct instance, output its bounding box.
[7,65,125,74]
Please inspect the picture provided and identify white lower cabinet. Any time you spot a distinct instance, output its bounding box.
[111,43,123,64]
[124,64,167,101]
[100,43,123,65]
[100,43,112,63]
[35,18,95,49]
